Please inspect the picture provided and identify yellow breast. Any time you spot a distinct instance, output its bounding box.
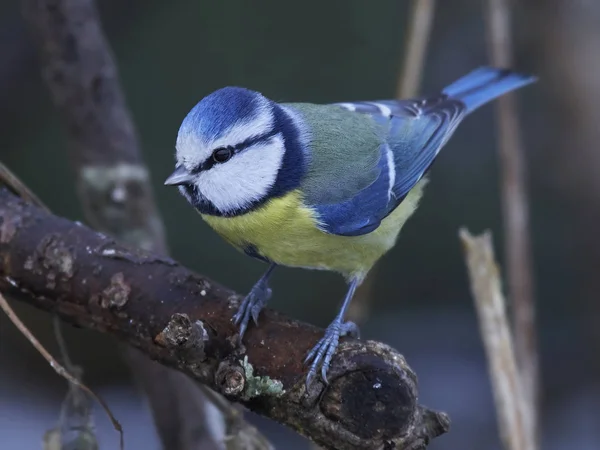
[201,180,426,281]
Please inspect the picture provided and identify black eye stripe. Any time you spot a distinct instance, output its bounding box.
[192,128,280,173]
[232,127,279,151]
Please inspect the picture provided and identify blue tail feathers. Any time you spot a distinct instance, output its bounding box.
[442,66,537,113]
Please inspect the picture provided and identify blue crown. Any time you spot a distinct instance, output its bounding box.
[179,86,266,141]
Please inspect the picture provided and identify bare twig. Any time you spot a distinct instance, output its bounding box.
[0,161,47,209]
[484,0,539,446]
[20,0,233,447]
[0,292,123,449]
[0,188,450,450]
[397,0,436,98]
[351,0,436,323]
[459,228,533,450]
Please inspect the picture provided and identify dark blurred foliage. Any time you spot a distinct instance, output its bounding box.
[0,0,598,449]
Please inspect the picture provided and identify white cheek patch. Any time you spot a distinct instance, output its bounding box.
[175,97,275,171]
[195,134,285,213]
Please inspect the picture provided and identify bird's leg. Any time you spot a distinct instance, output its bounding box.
[233,263,276,340]
[304,278,360,387]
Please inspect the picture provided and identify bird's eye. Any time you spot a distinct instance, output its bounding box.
[212,147,233,163]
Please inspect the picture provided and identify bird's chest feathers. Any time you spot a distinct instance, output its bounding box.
[201,191,319,260]
[200,187,424,278]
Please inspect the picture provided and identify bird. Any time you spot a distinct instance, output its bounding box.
[164,66,536,387]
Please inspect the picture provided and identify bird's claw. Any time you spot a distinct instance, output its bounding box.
[304,319,359,388]
[233,283,272,341]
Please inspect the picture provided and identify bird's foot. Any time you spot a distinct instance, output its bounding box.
[304,318,360,387]
[232,279,272,341]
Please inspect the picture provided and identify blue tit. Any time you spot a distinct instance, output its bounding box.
[165,66,536,386]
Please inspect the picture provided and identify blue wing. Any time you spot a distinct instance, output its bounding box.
[311,141,394,236]
[313,98,464,236]
[313,67,535,237]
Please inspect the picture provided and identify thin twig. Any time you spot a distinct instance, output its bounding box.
[350,0,436,324]
[459,228,533,450]
[0,292,123,449]
[484,0,539,447]
[397,0,436,98]
[0,161,48,211]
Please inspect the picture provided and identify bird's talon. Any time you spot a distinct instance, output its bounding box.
[232,273,272,341]
[250,305,262,325]
[304,319,360,386]
[232,310,242,325]
[303,337,324,364]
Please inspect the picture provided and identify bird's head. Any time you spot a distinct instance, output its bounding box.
[165,87,306,216]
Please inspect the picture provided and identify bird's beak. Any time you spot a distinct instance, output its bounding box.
[164,165,194,186]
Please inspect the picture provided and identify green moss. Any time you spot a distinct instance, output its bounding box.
[240,356,284,400]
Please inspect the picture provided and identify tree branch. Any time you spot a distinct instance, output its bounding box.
[0,188,450,450]
[396,0,436,99]
[20,0,166,252]
[20,0,229,447]
[484,2,539,446]
[459,229,534,450]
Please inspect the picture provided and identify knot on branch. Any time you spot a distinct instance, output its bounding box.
[215,360,245,396]
[154,313,208,362]
[216,356,285,401]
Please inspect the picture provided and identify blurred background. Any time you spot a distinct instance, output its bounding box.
[0,0,598,449]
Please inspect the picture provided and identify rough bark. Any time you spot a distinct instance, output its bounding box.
[20,0,225,447]
[0,189,450,450]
